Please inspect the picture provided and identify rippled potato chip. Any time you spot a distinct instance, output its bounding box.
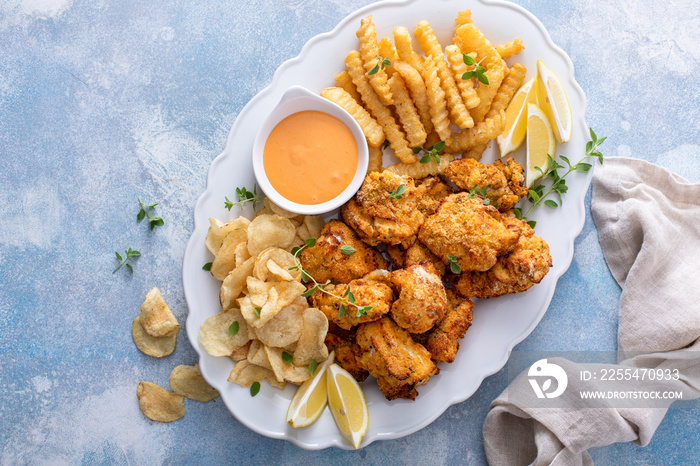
[253,247,300,282]
[220,257,255,311]
[247,214,296,257]
[247,339,273,370]
[137,381,185,423]
[293,308,329,366]
[139,288,179,338]
[210,229,248,281]
[169,363,219,402]
[198,308,250,357]
[233,242,251,267]
[227,360,286,389]
[265,346,313,384]
[132,317,177,358]
[255,301,307,348]
[206,217,251,255]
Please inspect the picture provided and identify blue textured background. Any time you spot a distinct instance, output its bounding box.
[1,0,698,464]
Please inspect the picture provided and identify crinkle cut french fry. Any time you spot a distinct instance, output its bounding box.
[393,26,424,73]
[470,64,507,124]
[454,9,473,28]
[496,39,524,59]
[446,46,480,109]
[367,145,383,173]
[422,56,452,146]
[462,143,488,161]
[345,50,416,163]
[388,73,427,147]
[453,22,504,71]
[485,63,527,119]
[357,15,393,106]
[446,109,505,153]
[334,71,362,104]
[378,36,397,76]
[386,153,455,178]
[393,61,433,135]
[414,20,473,129]
[320,87,385,148]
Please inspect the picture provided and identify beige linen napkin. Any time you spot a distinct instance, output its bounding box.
[482,157,700,465]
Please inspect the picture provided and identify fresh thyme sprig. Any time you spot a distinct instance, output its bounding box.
[515,128,606,228]
[367,57,391,75]
[137,198,164,230]
[467,184,495,207]
[389,183,406,200]
[112,248,141,273]
[413,140,445,164]
[224,185,265,211]
[462,54,489,85]
[289,238,373,318]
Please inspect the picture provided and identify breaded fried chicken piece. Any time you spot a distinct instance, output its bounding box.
[300,219,388,284]
[341,171,424,247]
[451,218,552,298]
[356,317,438,400]
[444,156,528,211]
[324,324,369,382]
[418,193,521,272]
[310,278,393,330]
[390,262,448,333]
[422,290,474,363]
[415,176,454,217]
[386,242,446,275]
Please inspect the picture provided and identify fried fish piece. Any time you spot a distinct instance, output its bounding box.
[451,218,552,298]
[356,317,438,400]
[324,324,369,382]
[415,176,454,217]
[390,262,448,334]
[300,219,388,284]
[418,193,521,272]
[341,171,425,247]
[310,278,393,330]
[387,241,446,276]
[420,290,474,363]
[444,156,528,212]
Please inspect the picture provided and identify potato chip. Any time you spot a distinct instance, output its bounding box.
[137,381,185,423]
[229,341,251,362]
[227,360,274,387]
[131,317,177,358]
[247,339,273,370]
[320,87,385,148]
[253,204,275,218]
[139,287,179,338]
[496,38,524,59]
[247,276,273,308]
[334,71,362,103]
[445,45,479,109]
[205,217,251,255]
[393,61,433,136]
[304,215,325,240]
[265,346,313,384]
[210,229,248,281]
[386,153,455,179]
[357,15,393,106]
[254,301,306,348]
[293,307,329,366]
[247,214,296,257]
[253,247,300,282]
[446,109,505,153]
[422,56,452,146]
[233,241,251,268]
[169,363,219,402]
[264,198,305,222]
[388,73,427,147]
[220,256,255,310]
[345,50,416,164]
[414,20,473,129]
[198,308,250,357]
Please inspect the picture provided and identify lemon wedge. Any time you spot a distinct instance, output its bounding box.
[497,77,537,157]
[526,103,555,187]
[326,363,369,449]
[535,60,572,143]
[286,352,335,428]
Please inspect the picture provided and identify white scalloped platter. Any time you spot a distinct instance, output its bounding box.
[183,0,589,450]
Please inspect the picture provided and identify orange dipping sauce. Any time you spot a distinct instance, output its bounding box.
[263,110,358,205]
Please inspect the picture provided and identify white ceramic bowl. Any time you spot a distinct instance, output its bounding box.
[252,85,369,215]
